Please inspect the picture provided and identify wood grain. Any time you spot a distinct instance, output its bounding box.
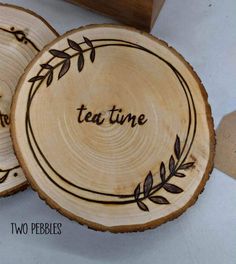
[11,25,215,232]
[67,0,165,32]
[215,111,236,179]
[0,3,58,197]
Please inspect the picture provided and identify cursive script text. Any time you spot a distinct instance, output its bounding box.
[76,105,148,128]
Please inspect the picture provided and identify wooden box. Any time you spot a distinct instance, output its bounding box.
[67,0,165,32]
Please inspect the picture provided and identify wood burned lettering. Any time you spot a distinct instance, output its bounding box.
[0,111,10,127]
[76,104,148,128]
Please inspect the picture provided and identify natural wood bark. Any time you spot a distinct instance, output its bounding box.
[0,3,58,197]
[11,25,215,232]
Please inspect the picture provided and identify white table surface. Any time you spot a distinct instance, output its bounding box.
[0,0,236,263]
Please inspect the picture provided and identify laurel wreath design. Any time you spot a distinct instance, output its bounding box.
[27,37,195,211]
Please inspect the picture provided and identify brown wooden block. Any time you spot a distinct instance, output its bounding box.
[67,0,165,32]
[11,25,214,232]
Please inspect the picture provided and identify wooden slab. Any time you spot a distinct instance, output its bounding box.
[215,111,236,179]
[11,25,215,232]
[67,0,165,32]
[0,4,58,197]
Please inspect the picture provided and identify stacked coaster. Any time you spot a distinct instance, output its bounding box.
[0,4,58,196]
[10,25,215,232]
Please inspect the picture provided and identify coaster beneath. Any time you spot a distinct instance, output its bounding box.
[11,25,215,232]
[0,4,58,196]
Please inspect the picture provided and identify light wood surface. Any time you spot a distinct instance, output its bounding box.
[67,0,165,32]
[11,25,215,232]
[0,3,58,197]
[215,111,236,179]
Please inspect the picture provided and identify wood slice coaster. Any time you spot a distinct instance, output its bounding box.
[0,4,58,197]
[11,25,215,232]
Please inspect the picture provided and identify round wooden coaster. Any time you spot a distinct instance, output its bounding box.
[11,25,215,232]
[0,4,58,197]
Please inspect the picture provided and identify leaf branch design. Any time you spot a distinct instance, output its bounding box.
[134,135,194,211]
[28,37,96,86]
